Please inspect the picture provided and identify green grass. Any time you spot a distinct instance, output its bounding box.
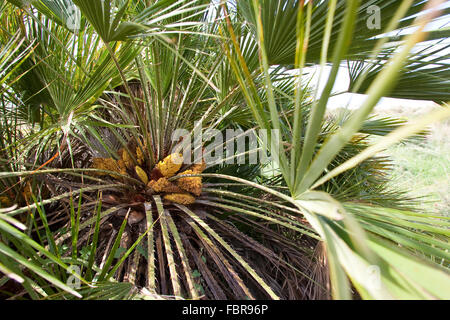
[377,106,450,216]
[387,139,450,216]
[329,104,450,216]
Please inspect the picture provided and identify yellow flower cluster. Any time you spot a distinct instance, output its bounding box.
[156,153,183,178]
[163,193,196,205]
[91,141,146,180]
[136,146,144,166]
[91,157,124,178]
[121,150,133,169]
[176,170,202,196]
[149,155,206,205]
[90,145,205,205]
[148,177,183,193]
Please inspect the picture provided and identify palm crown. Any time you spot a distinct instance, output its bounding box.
[0,0,449,300]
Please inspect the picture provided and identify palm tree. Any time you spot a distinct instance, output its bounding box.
[0,0,449,300]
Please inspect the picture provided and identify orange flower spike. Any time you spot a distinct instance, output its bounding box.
[148,177,183,193]
[164,193,195,205]
[91,158,121,177]
[176,170,202,196]
[156,153,183,178]
[136,145,145,166]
